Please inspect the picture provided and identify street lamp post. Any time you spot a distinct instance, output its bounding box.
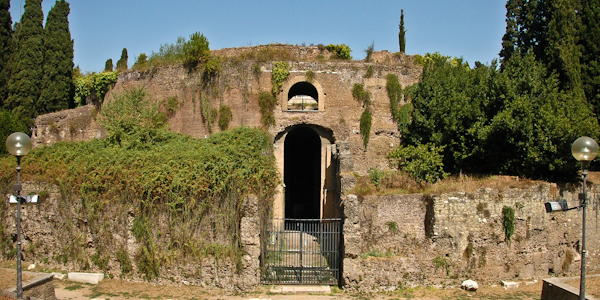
[571,136,599,300]
[5,132,32,300]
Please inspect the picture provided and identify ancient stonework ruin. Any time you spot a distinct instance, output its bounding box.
[19,45,600,290]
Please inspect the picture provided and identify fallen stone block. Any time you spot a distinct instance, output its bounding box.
[67,272,105,284]
[461,279,479,291]
[502,280,520,290]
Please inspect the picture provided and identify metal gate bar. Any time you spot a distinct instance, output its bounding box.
[261,218,341,285]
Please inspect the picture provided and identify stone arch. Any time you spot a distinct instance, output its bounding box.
[281,76,325,111]
[272,124,339,220]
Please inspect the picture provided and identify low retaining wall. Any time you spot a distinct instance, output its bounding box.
[541,275,600,300]
[2,269,55,300]
[342,182,600,291]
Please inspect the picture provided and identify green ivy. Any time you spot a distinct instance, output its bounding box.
[74,71,119,106]
[271,61,290,95]
[259,91,277,127]
[359,108,372,149]
[218,105,233,130]
[502,206,515,242]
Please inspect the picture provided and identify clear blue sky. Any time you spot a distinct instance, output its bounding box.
[9,0,508,73]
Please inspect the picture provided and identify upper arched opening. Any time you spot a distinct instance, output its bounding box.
[287,82,318,111]
[282,76,325,111]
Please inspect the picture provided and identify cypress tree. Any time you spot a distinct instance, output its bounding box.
[39,0,73,113]
[499,0,520,63]
[6,0,44,117]
[579,0,600,116]
[0,0,11,106]
[104,58,113,72]
[116,48,128,71]
[544,0,582,91]
[398,9,406,53]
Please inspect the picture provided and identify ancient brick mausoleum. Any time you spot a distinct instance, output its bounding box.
[28,45,600,290]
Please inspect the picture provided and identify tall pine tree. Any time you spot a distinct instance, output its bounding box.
[6,0,44,117]
[0,0,11,107]
[39,0,73,113]
[398,9,406,53]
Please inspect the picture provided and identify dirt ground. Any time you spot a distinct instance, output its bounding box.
[0,267,543,300]
[3,267,600,299]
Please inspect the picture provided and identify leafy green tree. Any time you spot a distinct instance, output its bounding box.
[388,143,447,183]
[6,0,44,117]
[104,58,113,72]
[364,42,374,62]
[403,53,598,180]
[182,32,209,68]
[39,0,74,113]
[0,0,12,107]
[116,48,128,71]
[398,9,406,53]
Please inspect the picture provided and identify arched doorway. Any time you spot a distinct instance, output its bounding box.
[284,126,321,219]
[262,125,341,286]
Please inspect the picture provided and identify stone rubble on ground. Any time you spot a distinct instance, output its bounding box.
[461,279,479,291]
[501,280,520,290]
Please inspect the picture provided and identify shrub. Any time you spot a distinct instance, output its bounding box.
[364,65,374,78]
[364,42,375,62]
[218,105,233,130]
[305,70,315,82]
[271,61,290,95]
[359,108,372,149]
[133,53,148,70]
[326,44,352,60]
[73,71,119,106]
[502,206,515,242]
[388,143,448,183]
[183,32,210,68]
[259,91,277,127]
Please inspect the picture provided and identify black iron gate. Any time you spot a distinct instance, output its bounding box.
[260,218,342,285]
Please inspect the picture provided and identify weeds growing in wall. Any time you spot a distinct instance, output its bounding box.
[0,88,279,279]
[502,206,515,242]
[352,83,373,149]
[271,61,290,96]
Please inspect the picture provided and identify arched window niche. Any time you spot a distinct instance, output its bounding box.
[282,76,325,111]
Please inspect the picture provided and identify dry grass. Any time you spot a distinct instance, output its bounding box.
[352,170,541,197]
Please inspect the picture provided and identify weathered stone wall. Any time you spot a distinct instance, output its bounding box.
[32,105,106,147]
[342,182,600,292]
[32,48,422,175]
[1,182,261,290]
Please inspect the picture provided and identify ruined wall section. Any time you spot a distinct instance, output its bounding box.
[342,183,600,291]
[33,50,422,175]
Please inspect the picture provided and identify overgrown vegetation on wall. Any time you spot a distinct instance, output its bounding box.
[0,88,279,279]
[352,83,373,149]
[74,71,119,106]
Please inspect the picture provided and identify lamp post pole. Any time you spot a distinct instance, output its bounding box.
[571,136,599,300]
[6,132,32,300]
[15,156,23,299]
[580,164,588,300]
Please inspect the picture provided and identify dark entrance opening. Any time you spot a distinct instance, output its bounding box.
[284,126,321,219]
